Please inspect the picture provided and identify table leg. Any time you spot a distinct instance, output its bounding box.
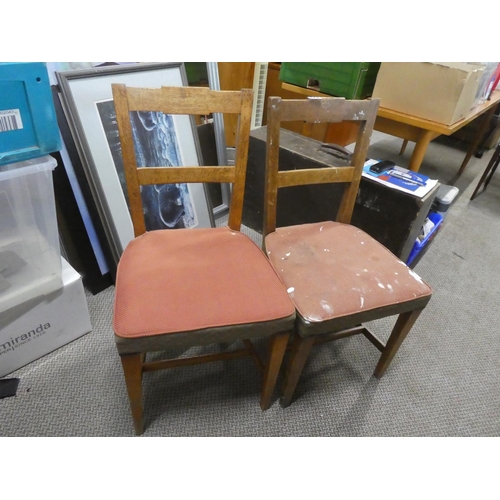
[457,105,498,177]
[408,130,434,172]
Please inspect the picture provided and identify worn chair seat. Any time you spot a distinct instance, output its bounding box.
[265,221,432,337]
[114,226,296,353]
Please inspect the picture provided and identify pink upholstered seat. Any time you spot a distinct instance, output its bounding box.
[266,221,432,336]
[114,227,295,349]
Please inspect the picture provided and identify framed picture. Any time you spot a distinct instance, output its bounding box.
[56,62,214,269]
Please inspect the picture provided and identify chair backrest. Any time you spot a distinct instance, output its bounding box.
[263,96,380,237]
[111,84,254,236]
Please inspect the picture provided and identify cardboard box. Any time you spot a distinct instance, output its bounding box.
[372,62,485,125]
[0,258,92,378]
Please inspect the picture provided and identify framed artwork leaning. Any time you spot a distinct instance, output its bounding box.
[56,62,214,268]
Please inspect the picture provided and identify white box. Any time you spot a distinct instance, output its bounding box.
[0,258,92,378]
[0,155,62,314]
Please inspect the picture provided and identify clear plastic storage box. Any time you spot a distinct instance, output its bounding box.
[0,155,62,313]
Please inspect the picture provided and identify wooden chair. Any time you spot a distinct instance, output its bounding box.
[470,142,500,200]
[111,84,295,434]
[263,96,433,407]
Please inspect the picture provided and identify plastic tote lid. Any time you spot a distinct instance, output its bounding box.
[435,184,459,204]
[0,155,57,181]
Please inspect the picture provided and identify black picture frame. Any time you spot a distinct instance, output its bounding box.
[51,84,116,291]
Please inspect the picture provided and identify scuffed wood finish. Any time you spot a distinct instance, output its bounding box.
[279,335,315,408]
[228,87,254,230]
[120,353,144,435]
[263,95,379,237]
[260,332,290,410]
[373,308,423,378]
[111,84,254,236]
[269,79,360,146]
[124,85,247,115]
[278,166,355,188]
[142,348,254,372]
[263,95,432,409]
[136,166,236,185]
[112,83,147,237]
[278,97,378,124]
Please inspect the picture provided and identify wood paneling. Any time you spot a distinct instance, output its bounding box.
[218,62,255,147]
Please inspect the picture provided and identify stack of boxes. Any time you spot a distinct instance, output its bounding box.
[0,62,91,378]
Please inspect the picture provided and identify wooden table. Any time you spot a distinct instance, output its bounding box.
[282,82,500,175]
[374,90,500,174]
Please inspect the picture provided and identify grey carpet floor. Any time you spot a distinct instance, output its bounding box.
[2,132,500,437]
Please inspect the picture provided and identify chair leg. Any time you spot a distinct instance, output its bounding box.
[260,332,290,411]
[120,353,144,435]
[280,334,315,408]
[470,145,500,200]
[483,159,500,190]
[373,308,423,378]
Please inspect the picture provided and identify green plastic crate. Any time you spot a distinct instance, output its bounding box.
[279,62,381,99]
[184,62,209,85]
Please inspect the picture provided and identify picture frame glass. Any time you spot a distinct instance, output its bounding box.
[57,63,214,265]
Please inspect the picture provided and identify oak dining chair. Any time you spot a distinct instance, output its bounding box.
[262,95,433,407]
[111,84,295,434]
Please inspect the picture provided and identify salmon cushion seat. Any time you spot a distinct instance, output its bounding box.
[113,227,295,344]
[265,221,432,333]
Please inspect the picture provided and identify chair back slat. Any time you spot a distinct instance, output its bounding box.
[125,85,248,115]
[136,166,236,185]
[278,97,378,123]
[264,96,379,237]
[278,166,356,188]
[112,84,253,237]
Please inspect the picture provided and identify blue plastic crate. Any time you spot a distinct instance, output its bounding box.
[0,62,61,166]
[407,211,443,266]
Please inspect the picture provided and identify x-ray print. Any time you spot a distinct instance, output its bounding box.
[97,99,198,230]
